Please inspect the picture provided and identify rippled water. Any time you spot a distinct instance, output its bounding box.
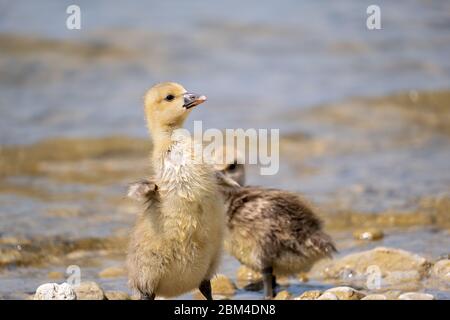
[1,0,450,144]
[0,1,450,299]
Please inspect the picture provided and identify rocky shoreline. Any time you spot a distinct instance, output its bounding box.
[31,245,449,300]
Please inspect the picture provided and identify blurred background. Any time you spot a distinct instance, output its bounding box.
[0,0,449,299]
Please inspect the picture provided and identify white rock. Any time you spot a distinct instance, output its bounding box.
[398,292,434,300]
[361,294,387,300]
[34,283,76,300]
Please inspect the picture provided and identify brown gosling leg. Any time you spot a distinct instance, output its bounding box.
[199,279,213,300]
[140,292,155,300]
[262,266,274,299]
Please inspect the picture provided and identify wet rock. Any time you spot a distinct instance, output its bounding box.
[361,294,387,300]
[294,290,322,300]
[317,292,338,300]
[311,247,431,289]
[0,248,27,267]
[236,265,262,287]
[431,259,450,282]
[398,292,434,300]
[98,266,126,278]
[73,281,106,300]
[274,290,291,300]
[276,276,290,286]
[383,291,402,300]
[47,271,64,280]
[353,228,384,241]
[382,270,422,291]
[105,291,131,300]
[324,286,365,300]
[211,274,236,296]
[297,273,309,283]
[66,249,110,260]
[34,283,76,300]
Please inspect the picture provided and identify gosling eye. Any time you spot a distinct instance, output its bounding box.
[165,94,175,102]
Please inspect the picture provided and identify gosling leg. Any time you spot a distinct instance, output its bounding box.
[199,279,213,300]
[262,266,274,299]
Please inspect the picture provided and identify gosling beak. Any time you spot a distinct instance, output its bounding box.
[183,93,207,109]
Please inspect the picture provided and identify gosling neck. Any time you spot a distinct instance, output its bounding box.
[149,122,181,160]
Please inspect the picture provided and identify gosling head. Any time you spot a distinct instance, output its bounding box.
[218,160,246,187]
[212,146,246,186]
[144,82,207,134]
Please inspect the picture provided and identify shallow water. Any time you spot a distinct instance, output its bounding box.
[1,1,450,299]
[1,1,450,144]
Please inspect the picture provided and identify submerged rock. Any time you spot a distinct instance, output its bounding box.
[311,247,431,289]
[353,228,384,241]
[73,281,106,300]
[211,274,236,296]
[98,266,126,278]
[398,292,434,300]
[34,283,76,300]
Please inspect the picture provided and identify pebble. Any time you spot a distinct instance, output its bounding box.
[324,286,365,300]
[294,290,322,300]
[383,291,402,300]
[105,291,131,300]
[73,281,106,300]
[317,292,338,300]
[361,294,387,300]
[34,283,76,300]
[211,274,236,296]
[98,266,126,278]
[273,290,291,300]
[398,292,434,300]
[432,259,450,281]
[353,228,384,241]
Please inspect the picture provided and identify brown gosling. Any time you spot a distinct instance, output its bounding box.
[129,160,336,299]
[126,82,235,300]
